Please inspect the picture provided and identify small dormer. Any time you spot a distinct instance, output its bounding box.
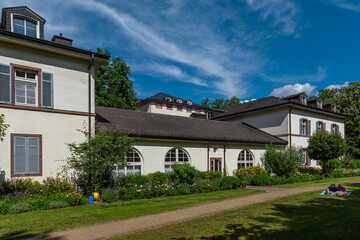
[323,102,337,112]
[282,92,308,105]
[1,6,46,39]
[308,97,323,109]
[187,100,192,105]
[176,99,183,104]
[164,97,172,102]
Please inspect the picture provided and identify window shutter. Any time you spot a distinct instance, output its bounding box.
[41,72,53,108]
[337,125,340,135]
[14,137,26,175]
[0,64,11,104]
[28,137,40,174]
[331,124,334,134]
[308,120,311,136]
[323,123,326,132]
[299,119,303,135]
[316,121,319,132]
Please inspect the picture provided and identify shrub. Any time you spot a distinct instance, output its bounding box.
[0,197,11,214]
[101,188,118,203]
[176,183,191,195]
[192,179,221,193]
[308,131,347,174]
[171,164,199,185]
[297,166,322,175]
[8,203,31,214]
[327,170,345,178]
[251,173,271,186]
[49,201,70,209]
[65,192,84,206]
[326,159,341,172]
[196,171,222,180]
[261,144,303,177]
[220,176,240,190]
[340,155,360,169]
[148,172,171,184]
[233,166,267,180]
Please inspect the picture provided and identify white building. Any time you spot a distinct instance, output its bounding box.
[0,6,108,179]
[212,92,347,166]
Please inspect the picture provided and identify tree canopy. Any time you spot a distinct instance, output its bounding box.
[95,48,139,109]
[202,96,240,110]
[312,82,360,158]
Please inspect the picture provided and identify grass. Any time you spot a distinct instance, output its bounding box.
[275,176,360,188]
[0,188,262,239]
[115,184,360,240]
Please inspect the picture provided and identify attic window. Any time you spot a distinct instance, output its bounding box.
[300,96,307,105]
[317,101,323,109]
[331,104,336,112]
[165,97,172,102]
[12,16,38,38]
[176,99,183,104]
[187,100,192,105]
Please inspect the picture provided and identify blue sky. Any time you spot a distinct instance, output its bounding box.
[1,0,359,104]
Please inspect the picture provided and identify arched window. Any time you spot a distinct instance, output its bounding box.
[237,150,254,169]
[164,148,190,173]
[114,149,143,176]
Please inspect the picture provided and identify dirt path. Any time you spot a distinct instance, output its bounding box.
[34,183,355,240]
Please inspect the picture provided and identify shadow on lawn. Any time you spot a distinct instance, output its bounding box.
[0,230,64,240]
[195,185,360,240]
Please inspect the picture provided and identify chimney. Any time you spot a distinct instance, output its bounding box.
[51,33,73,46]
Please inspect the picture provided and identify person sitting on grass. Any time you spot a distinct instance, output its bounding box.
[334,184,350,196]
[326,184,338,195]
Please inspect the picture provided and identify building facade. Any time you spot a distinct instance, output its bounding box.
[0,6,108,179]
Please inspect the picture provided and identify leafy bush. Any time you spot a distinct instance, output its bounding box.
[195,171,222,180]
[171,164,199,185]
[325,159,341,172]
[49,201,70,209]
[340,155,360,169]
[251,173,271,186]
[191,179,221,193]
[148,172,171,184]
[101,188,118,203]
[220,176,240,190]
[261,144,303,177]
[297,166,322,175]
[327,170,345,178]
[8,203,31,214]
[176,183,191,195]
[233,166,267,180]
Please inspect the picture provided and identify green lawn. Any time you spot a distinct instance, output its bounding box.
[115,184,360,240]
[275,176,360,188]
[0,188,262,239]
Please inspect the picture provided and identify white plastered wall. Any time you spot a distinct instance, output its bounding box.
[138,102,206,117]
[132,139,268,176]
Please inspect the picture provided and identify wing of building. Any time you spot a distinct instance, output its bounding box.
[0,6,108,179]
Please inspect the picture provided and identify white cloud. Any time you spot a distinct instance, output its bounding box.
[327,0,360,12]
[326,81,349,89]
[270,83,316,97]
[245,0,301,36]
[266,67,327,83]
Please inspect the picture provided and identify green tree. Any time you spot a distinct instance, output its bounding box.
[65,128,133,193]
[0,114,9,142]
[261,144,303,177]
[307,131,347,174]
[201,96,240,110]
[95,48,139,109]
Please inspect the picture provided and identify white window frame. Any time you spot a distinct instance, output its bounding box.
[14,69,38,107]
[164,148,190,173]
[300,95,307,105]
[114,149,143,177]
[237,150,254,169]
[187,100,192,105]
[317,100,323,109]
[11,14,40,38]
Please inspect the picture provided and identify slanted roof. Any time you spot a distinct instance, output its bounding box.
[139,92,206,109]
[95,106,288,145]
[213,95,348,120]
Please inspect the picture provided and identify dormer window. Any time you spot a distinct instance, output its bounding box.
[187,100,192,105]
[300,96,307,105]
[176,99,183,104]
[165,97,172,102]
[12,15,39,38]
[317,101,322,109]
[207,111,214,119]
[331,104,336,112]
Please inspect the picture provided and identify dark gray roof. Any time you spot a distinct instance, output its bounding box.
[95,106,288,145]
[213,95,348,120]
[140,92,206,109]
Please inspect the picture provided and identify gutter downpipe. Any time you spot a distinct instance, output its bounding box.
[223,144,227,176]
[207,143,210,171]
[88,54,94,140]
[289,107,292,146]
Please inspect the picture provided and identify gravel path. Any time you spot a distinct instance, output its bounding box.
[32,183,342,240]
